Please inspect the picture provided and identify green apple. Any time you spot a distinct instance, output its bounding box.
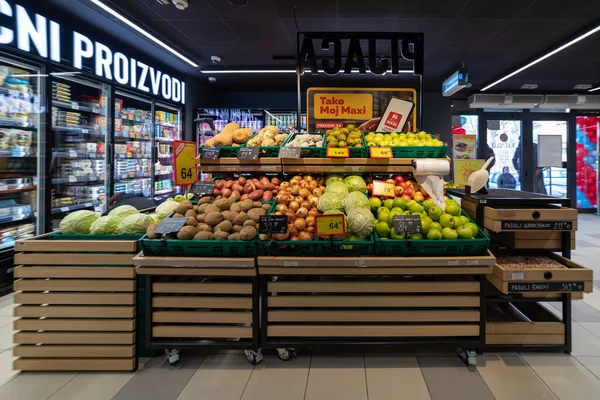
[428,206,443,221]
[409,203,424,214]
[174,195,184,202]
[387,210,404,226]
[430,222,442,232]
[378,209,390,223]
[427,229,442,240]
[410,232,423,240]
[465,222,479,237]
[383,199,394,210]
[406,200,416,209]
[390,230,406,239]
[369,197,382,211]
[457,225,474,239]
[453,216,463,227]
[439,214,456,228]
[377,206,387,215]
[393,197,407,209]
[459,215,470,226]
[444,202,461,216]
[420,216,433,234]
[442,227,458,240]
[422,199,435,211]
[375,221,391,238]
[391,207,404,214]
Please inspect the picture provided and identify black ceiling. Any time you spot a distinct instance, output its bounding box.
[56,0,600,93]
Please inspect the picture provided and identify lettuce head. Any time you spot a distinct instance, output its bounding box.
[117,213,154,234]
[59,210,99,234]
[317,192,344,212]
[344,175,367,193]
[89,215,121,234]
[343,191,370,213]
[108,205,138,219]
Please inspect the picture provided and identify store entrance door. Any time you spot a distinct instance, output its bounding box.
[485,118,522,190]
[531,119,568,197]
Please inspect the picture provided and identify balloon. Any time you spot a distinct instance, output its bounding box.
[579,199,591,208]
[577,191,585,201]
[460,116,467,125]
[585,143,596,151]
[584,156,596,164]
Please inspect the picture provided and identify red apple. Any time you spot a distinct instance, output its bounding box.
[413,191,425,202]
[399,182,408,189]
[367,183,373,193]
[402,194,412,202]
[394,186,405,197]
[394,175,405,185]
[404,187,415,197]
[385,178,395,184]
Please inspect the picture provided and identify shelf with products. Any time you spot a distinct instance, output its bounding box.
[52,100,102,115]
[51,176,104,185]
[50,202,94,214]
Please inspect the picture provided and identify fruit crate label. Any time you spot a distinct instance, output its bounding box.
[190,181,215,197]
[201,147,220,160]
[326,147,350,158]
[393,215,422,234]
[259,215,288,234]
[155,217,188,235]
[238,147,259,160]
[315,214,346,237]
[279,147,301,158]
[370,147,393,158]
[500,221,573,230]
[508,282,585,292]
[372,180,395,197]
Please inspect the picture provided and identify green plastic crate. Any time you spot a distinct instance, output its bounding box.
[49,232,143,241]
[244,133,286,157]
[281,133,326,158]
[198,143,246,158]
[140,234,257,257]
[256,237,316,256]
[314,233,375,257]
[363,132,447,158]
[323,134,368,158]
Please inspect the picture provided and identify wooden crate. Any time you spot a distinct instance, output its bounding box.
[12,238,138,371]
[487,230,576,250]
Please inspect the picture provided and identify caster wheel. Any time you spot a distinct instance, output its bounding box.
[245,350,264,365]
[277,348,296,361]
[467,356,477,366]
[165,349,180,366]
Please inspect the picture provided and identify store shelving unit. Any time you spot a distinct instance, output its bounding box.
[154,103,182,197]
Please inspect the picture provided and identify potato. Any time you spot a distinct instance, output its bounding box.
[228,233,241,240]
[180,200,193,208]
[262,191,273,201]
[193,206,199,212]
[214,220,233,233]
[214,197,235,211]
[198,203,210,214]
[173,213,184,218]
[205,211,224,226]
[248,190,264,201]
[230,202,242,213]
[146,224,159,239]
[198,196,211,205]
[204,204,220,214]
[193,231,214,240]
[247,208,266,222]
[197,223,212,232]
[184,209,196,218]
[262,203,271,212]
[240,199,254,212]
[214,231,229,240]
[185,217,198,227]
[233,212,249,226]
[222,210,237,223]
[253,201,262,208]
[243,220,257,228]
[240,226,257,241]
[233,225,244,233]
[196,214,205,223]
[177,226,197,240]
[174,203,193,215]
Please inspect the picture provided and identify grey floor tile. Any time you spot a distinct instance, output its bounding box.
[476,354,557,400]
[241,355,310,400]
[572,323,600,356]
[579,322,600,339]
[113,353,205,400]
[547,300,600,322]
[305,355,367,400]
[576,240,597,248]
[365,355,430,400]
[576,357,600,380]
[418,356,495,400]
[0,349,18,387]
[0,371,77,400]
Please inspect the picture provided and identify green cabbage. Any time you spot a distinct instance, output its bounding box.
[108,205,138,219]
[326,181,349,197]
[155,200,180,218]
[346,207,375,239]
[89,215,121,234]
[117,213,154,234]
[317,192,344,212]
[344,175,367,193]
[326,174,344,186]
[343,192,370,213]
[59,210,99,234]
[148,213,162,224]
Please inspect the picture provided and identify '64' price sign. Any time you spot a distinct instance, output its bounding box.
[315,213,346,237]
[173,140,197,186]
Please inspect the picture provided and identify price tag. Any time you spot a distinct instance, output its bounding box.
[238,147,259,160]
[372,180,395,197]
[71,102,79,110]
[370,147,393,158]
[393,215,422,234]
[259,215,288,234]
[81,128,89,134]
[326,147,350,158]
[315,214,346,237]
[174,140,197,186]
[201,147,220,160]
[154,217,187,235]
[279,147,301,158]
[60,207,70,212]
[190,181,215,197]
[68,175,77,183]
[69,150,78,158]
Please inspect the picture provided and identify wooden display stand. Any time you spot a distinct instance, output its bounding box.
[12,238,138,371]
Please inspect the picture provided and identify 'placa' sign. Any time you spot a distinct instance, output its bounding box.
[201,147,220,160]
[500,221,573,231]
[190,181,215,197]
[279,147,301,158]
[370,147,393,158]
[173,140,197,186]
[315,214,346,237]
[259,215,288,234]
[393,215,422,234]
[326,147,350,158]
[155,217,188,235]
[372,180,395,197]
[238,147,259,160]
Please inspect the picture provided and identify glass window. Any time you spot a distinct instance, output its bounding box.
[575,116,598,209]
[486,120,521,190]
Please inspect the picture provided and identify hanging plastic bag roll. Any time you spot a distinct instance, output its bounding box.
[412,159,450,211]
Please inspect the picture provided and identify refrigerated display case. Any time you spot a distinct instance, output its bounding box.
[114,92,153,198]
[50,75,109,228]
[154,102,182,196]
[264,110,306,133]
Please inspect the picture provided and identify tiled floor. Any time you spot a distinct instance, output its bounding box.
[0,214,599,399]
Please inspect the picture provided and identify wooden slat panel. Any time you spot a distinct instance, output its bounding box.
[153,296,251,309]
[13,344,135,358]
[486,334,564,345]
[268,310,480,322]
[493,265,592,283]
[15,240,138,253]
[483,206,577,221]
[133,255,255,268]
[15,292,135,305]
[14,279,134,292]
[486,322,564,335]
[15,253,134,266]
[13,358,135,371]
[15,266,134,279]
[153,325,251,338]
[257,254,496,267]
[268,295,480,308]
[521,292,585,300]
[153,311,251,324]
[268,281,479,293]
[259,267,493,276]
[14,305,135,318]
[14,319,135,332]
[14,332,135,344]
[136,267,255,276]
[268,325,479,337]
[484,217,577,233]
[153,282,252,295]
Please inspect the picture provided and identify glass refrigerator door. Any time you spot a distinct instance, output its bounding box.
[114,92,153,198]
[0,56,41,249]
[154,102,181,196]
[50,75,109,228]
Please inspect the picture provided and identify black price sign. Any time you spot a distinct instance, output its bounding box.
[279,147,301,158]
[508,282,584,292]
[154,217,187,235]
[238,147,259,160]
[501,221,573,230]
[393,215,422,234]
[259,215,288,234]
[201,147,220,160]
[190,181,215,197]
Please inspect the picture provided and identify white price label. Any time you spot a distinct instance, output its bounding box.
[511,273,525,280]
[81,128,89,133]
[447,260,459,266]
[69,150,78,158]
[68,176,77,183]
[467,260,480,265]
[355,260,366,267]
[60,207,69,212]
[71,102,79,110]
[283,261,298,267]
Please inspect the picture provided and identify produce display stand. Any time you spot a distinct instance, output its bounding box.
[11,236,139,371]
[132,253,261,365]
[448,188,593,352]
[197,157,282,173]
[257,254,495,365]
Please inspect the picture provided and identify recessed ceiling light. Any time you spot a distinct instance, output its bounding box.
[574,84,593,90]
[521,84,538,89]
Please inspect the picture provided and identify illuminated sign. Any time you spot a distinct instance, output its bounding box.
[442,68,469,97]
[0,0,185,104]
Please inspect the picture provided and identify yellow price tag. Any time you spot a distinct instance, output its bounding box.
[174,140,198,186]
[315,214,346,237]
[372,180,395,198]
[326,147,350,158]
[370,147,393,158]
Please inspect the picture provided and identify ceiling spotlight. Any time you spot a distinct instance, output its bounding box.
[172,0,188,10]
[227,0,249,6]
[574,84,593,90]
[208,77,217,83]
[520,84,538,89]
[211,56,222,64]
